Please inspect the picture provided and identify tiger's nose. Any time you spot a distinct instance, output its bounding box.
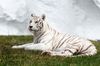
[29,26,33,28]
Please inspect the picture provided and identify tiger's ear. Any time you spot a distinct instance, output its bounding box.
[42,14,46,20]
[31,14,33,17]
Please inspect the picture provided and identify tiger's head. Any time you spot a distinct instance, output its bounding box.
[29,14,46,32]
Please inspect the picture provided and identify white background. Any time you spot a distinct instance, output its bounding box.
[0,0,100,40]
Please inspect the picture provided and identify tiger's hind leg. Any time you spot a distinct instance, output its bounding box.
[74,45,97,57]
[80,45,97,56]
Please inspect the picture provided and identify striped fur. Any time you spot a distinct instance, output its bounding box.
[12,14,97,57]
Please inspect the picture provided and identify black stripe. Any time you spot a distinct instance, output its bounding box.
[51,30,57,50]
[58,38,67,48]
[65,49,74,54]
[65,35,72,43]
[73,41,81,45]
[37,32,45,42]
[80,45,84,52]
[58,34,66,45]
[41,22,43,28]
[81,45,92,52]
[58,35,73,48]
[67,37,78,44]
[55,34,67,48]
[45,39,52,44]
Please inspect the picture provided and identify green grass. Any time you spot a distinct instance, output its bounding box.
[0,36,100,66]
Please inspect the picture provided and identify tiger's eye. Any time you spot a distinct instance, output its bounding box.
[35,21,38,23]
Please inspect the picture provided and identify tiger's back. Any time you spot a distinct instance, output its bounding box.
[51,31,97,56]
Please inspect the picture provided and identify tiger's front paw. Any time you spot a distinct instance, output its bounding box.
[12,45,23,49]
[12,45,18,48]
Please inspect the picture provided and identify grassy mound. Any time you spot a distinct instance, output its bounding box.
[0,36,100,66]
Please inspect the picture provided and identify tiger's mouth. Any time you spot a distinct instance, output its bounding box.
[29,28,33,31]
[28,27,38,32]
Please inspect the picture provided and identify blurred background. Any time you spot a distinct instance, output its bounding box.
[0,0,100,40]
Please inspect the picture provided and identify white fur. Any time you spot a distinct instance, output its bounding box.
[12,15,97,57]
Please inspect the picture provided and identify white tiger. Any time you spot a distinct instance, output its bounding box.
[12,14,97,57]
